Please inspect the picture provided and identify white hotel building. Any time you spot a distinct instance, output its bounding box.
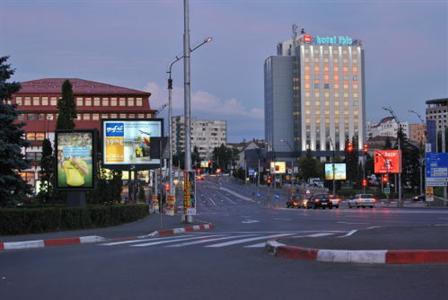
[264,28,366,159]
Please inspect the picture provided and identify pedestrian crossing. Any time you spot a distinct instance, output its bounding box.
[99,231,343,249]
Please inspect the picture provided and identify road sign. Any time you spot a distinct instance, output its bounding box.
[425,153,448,187]
[248,169,255,176]
[384,187,390,194]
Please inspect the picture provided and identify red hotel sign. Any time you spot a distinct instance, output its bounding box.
[374,150,402,174]
[303,34,312,43]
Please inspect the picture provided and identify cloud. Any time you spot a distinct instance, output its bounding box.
[143,81,263,120]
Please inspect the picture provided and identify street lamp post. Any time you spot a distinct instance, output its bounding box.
[166,37,212,217]
[327,137,336,196]
[383,106,402,208]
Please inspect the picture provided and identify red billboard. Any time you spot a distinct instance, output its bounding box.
[303,34,312,43]
[374,150,401,174]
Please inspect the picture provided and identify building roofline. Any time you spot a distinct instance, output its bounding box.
[426,98,448,105]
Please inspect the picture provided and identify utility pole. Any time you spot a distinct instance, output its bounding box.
[183,0,192,223]
[383,106,402,207]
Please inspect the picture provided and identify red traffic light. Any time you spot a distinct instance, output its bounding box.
[346,142,353,153]
[363,143,369,153]
[382,174,389,183]
[362,178,367,187]
[164,183,170,191]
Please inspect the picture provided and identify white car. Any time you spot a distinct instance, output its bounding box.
[348,194,376,208]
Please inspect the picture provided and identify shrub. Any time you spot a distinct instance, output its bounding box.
[0,204,148,235]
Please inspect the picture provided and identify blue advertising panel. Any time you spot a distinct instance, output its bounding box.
[426,119,436,152]
[425,152,448,186]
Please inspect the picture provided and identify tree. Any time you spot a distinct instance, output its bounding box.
[56,80,77,130]
[37,138,54,203]
[298,149,321,181]
[212,144,235,171]
[0,56,31,206]
[396,126,420,192]
[384,136,392,149]
[192,146,201,169]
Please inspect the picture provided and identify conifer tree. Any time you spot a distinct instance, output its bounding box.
[0,56,31,206]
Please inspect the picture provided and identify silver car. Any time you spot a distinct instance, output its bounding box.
[348,194,376,208]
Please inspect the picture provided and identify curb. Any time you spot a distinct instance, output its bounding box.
[265,240,448,264]
[0,236,106,251]
[149,223,214,237]
[0,223,214,252]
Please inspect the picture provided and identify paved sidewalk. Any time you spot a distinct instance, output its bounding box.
[0,212,211,243]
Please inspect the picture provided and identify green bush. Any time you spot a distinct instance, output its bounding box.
[0,204,148,235]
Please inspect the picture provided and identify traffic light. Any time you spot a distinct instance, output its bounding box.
[362,178,368,187]
[164,183,170,192]
[363,143,369,154]
[382,174,389,183]
[346,142,353,153]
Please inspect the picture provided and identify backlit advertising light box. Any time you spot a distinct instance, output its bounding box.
[374,150,402,174]
[324,163,347,180]
[55,130,95,190]
[270,161,286,174]
[102,119,163,168]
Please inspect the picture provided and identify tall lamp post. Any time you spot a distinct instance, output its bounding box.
[280,139,295,185]
[327,137,336,196]
[166,37,212,216]
[383,106,402,208]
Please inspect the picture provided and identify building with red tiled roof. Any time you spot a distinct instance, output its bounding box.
[9,78,156,187]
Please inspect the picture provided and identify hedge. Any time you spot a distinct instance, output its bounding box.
[0,204,149,235]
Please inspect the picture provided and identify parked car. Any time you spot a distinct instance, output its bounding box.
[348,194,376,208]
[329,194,342,208]
[412,194,425,202]
[306,193,333,209]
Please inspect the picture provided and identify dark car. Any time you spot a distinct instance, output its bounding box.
[306,193,333,209]
[413,194,425,201]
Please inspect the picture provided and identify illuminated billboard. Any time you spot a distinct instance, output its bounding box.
[270,161,286,174]
[55,130,95,189]
[102,119,163,168]
[374,150,401,174]
[324,163,347,180]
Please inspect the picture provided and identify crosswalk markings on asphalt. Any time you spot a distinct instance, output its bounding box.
[132,234,223,247]
[99,231,341,249]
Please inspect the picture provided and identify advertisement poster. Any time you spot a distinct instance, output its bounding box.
[270,161,286,174]
[324,163,347,180]
[374,150,401,174]
[103,119,163,167]
[56,131,94,189]
[183,171,196,215]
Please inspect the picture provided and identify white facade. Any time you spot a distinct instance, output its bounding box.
[426,98,448,131]
[367,117,409,139]
[171,116,227,159]
[265,30,366,156]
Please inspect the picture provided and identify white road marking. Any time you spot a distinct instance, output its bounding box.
[167,234,255,247]
[208,198,217,206]
[241,220,260,224]
[304,232,335,237]
[337,229,358,238]
[205,233,294,248]
[101,234,205,246]
[366,226,382,230]
[337,221,368,225]
[132,235,222,247]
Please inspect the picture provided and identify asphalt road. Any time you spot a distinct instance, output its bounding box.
[1,176,448,300]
